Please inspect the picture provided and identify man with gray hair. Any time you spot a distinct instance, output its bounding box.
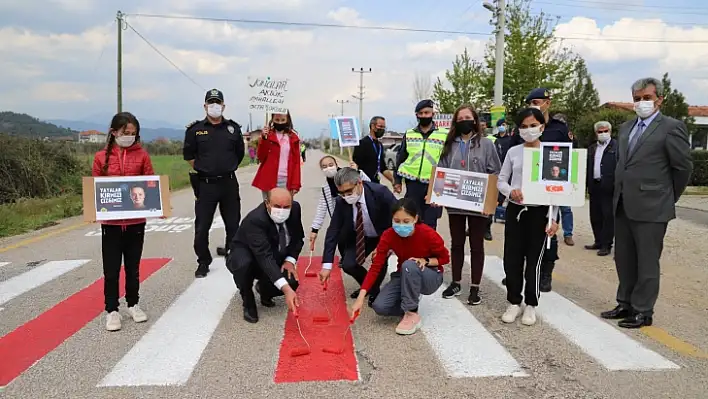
[319,167,397,307]
[600,77,693,329]
[585,120,617,257]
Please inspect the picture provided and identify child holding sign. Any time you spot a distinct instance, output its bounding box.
[497,108,559,326]
[92,112,154,331]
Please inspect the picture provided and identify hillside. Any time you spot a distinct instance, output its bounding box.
[0,112,77,138]
[48,119,184,142]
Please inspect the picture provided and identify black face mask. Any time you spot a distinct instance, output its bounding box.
[273,122,288,132]
[373,128,385,138]
[418,117,433,127]
[455,120,477,136]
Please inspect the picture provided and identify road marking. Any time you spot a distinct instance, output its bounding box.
[0,262,9,268]
[641,326,708,359]
[274,256,359,383]
[0,222,88,253]
[482,256,679,371]
[0,258,172,388]
[99,258,236,387]
[0,259,91,306]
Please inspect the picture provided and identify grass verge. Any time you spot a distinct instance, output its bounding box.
[0,155,250,238]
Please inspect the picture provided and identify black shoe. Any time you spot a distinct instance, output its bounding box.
[194,263,209,278]
[600,305,633,320]
[243,306,259,323]
[442,282,461,298]
[467,286,481,305]
[368,294,377,308]
[538,272,552,292]
[216,247,228,257]
[484,230,493,241]
[597,248,611,256]
[350,289,361,299]
[261,297,276,308]
[501,278,506,286]
[585,244,600,250]
[618,313,652,329]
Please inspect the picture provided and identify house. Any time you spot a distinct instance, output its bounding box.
[78,130,108,143]
[601,102,708,149]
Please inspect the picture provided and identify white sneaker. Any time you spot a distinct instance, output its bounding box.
[521,306,537,326]
[106,311,122,331]
[128,305,148,323]
[501,304,522,323]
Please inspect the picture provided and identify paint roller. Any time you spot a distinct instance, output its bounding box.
[289,309,311,357]
[312,280,331,324]
[321,309,360,354]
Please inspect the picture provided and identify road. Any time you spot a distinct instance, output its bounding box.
[1,150,707,399]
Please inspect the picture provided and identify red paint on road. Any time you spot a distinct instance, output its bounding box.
[274,256,359,383]
[0,258,172,387]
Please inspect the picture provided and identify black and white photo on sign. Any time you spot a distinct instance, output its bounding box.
[540,142,572,183]
[93,175,164,221]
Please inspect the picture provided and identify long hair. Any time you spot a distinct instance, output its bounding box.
[102,112,141,175]
[440,104,481,160]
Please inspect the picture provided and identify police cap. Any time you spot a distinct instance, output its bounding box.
[525,88,551,103]
[205,88,224,103]
[415,99,435,113]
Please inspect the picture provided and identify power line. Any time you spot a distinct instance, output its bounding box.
[534,1,708,16]
[126,13,708,44]
[535,12,708,28]
[554,0,708,11]
[124,20,205,91]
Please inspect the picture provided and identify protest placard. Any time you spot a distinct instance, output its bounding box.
[433,114,453,129]
[247,76,290,114]
[521,144,587,207]
[425,167,498,214]
[82,175,172,222]
[329,116,361,148]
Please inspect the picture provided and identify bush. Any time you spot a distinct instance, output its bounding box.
[691,150,708,186]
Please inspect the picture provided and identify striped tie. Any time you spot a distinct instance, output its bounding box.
[355,202,366,265]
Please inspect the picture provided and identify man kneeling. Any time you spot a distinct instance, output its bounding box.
[227,188,302,323]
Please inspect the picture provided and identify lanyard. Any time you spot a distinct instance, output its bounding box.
[458,140,469,169]
[371,137,381,172]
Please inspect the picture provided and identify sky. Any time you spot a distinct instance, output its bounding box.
[1,0,708,137]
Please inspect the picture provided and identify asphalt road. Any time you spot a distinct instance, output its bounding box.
[1,150,707,399]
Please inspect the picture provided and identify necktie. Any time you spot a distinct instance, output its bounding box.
[355,202,366,265]
[628,121,645,155]
[278,224,287,253]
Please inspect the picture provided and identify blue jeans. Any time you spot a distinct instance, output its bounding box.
[560,206,573,237]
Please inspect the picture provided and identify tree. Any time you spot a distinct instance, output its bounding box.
[432,49,488,113]
[412,72,433,104]
[574,108,635,148]
[560,58,600,130]
[660,72,695,131]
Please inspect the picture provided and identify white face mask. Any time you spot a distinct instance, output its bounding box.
[322,166,337,178]
[529,105,542,111]
[269,207,290,224]
[519,126,543,142]
[634,100,655,118]
[115,135,135,148]
[207,103,223,119]
[597,132,611,143]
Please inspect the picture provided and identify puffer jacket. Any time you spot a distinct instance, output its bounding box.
[91,142,155,226]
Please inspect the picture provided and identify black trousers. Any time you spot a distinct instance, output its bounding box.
[227,248,299,307]
[588,180,614,249]
[101,223,146,313]
[193,175,241,266]
[404,179,442,230]
[340,237,387,296]
[503,203,548,307]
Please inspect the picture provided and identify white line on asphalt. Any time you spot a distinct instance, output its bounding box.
[0,262,9,268]
[0,259,91,306]
[388,256,527,378]
[481,255,679,371]
[98,258,238,386]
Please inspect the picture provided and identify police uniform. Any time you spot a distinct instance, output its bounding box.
[183,89,245,278]
[394,99,448,229]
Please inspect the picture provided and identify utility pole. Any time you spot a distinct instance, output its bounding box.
[336,99,349,116]
[483,0,505,127]
[117,10,125,114]
[351,68,372,135]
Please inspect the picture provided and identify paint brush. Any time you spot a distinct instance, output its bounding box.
[312,280,331,324]
[304,251,317,277]
[289,310,311,357]
[321,309,360,354]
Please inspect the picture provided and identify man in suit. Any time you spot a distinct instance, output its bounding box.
[352,116,395,184]
[318,167,397,306]
[585,121,618,257]
[600,77,693,329]
[227,188,303,323]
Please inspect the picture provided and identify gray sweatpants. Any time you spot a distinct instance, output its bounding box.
[371,260,443,316]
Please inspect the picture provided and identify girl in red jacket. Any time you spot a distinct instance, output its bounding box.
[252,111,302,199]
[92,112,154,332]
[351,198,450,336]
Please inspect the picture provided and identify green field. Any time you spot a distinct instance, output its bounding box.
[0,155,249,238]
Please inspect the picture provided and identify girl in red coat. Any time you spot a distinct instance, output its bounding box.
[91,112,154,332]
[252,111,302,198]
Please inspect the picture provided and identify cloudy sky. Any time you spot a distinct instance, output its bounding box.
[1,0,708,137]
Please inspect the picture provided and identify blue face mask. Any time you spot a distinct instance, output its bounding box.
[498,125,506,133]
[392,222,415,237]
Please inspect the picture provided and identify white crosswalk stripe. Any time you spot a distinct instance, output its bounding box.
[0,262,10,268]
[0,259,91,306]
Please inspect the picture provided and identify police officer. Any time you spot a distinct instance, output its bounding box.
[183,88,245,278]
[394,99,448,229]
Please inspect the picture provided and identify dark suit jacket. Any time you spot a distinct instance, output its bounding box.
[613,113,693,223]
[352,136,388,183]
[229,201,305,284]
[323,181,397,264]
[586,138,618,193]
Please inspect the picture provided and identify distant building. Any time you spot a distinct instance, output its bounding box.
[379,131,403,147]
[78,130,107,143]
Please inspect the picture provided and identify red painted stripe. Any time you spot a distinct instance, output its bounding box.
[274,256,359,383]
[0,258,172,387]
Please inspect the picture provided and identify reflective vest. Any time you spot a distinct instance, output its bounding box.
[487,135,497,143]
[397,127,448,183]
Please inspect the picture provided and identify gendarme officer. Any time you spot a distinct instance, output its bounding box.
[183,88,245,278]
